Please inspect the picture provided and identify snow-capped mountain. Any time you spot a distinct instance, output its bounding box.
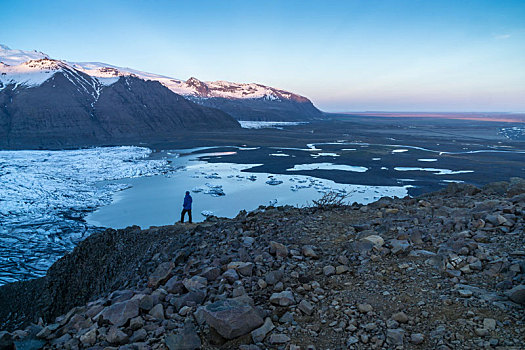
[0,45,240,149]
[0,43,49,65]
[0,45,322,122]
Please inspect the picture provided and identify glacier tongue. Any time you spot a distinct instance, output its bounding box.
[0,146,173,285]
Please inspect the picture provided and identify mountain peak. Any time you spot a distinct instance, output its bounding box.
[185,77,209,96]
[0,45,50,66]
[186,76,202,84]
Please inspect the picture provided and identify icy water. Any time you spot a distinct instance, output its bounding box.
[0,147,171,284]
[0,146,409,285]
[86,149,408,228]
[1,141,523,285]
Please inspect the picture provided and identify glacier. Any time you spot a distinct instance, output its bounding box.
[0,146,172,285]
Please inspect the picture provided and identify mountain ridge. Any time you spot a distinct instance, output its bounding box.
[0,61,240,149]
[0,44,322,121]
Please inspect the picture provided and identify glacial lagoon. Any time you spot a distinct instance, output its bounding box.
[85,149,409,228]
[2,140,523,284]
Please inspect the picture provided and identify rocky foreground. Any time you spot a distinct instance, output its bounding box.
[1,179,524,349]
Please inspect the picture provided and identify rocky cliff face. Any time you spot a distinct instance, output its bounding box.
[0,71,239,149]
[0,179,524,348]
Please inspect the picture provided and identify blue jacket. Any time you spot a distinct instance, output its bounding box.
[183,194,192,210]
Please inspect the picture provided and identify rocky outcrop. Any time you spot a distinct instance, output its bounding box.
[0,179,523,349]
[0,74,240,149]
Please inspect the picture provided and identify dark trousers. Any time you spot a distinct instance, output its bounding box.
[181,209,192,223]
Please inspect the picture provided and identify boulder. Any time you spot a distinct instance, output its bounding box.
[199,299,263,339]
[361,235,384,247]
[269,334,290,344]
[149,304,165,320]
[336,265,350,274]
[507,284,525,305]
[36,323,59,339]
[200,267,221,281]
[130,328,147,343]
[79,328,97,347]
[269,241,288,257]
[298,300,315,316]
[410,333,425,344]
[390,239,411,255]
[270,291,296,306]
[106,326,129,345]
[109,289,134,303]
[242,237,255,247]
[227,262,254,276]
[350,240,375,255]
[301,245,318,258]
[183,276,208,291]
[251,317,274,343]
[392,311,408,323]
[148,262,174,288]
[387,328,405,346]
[100,299,140,327]
[170,290,206,310]
[165,323,201,350]
[222,269,240,283]
[139,294,154,311]
[323,265,335,276]
[357,303,373,313]
[483,318,496,330]
[265,270,284,285]
[164,276,185,294]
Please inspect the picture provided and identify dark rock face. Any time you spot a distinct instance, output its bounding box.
[0,73,239,149]
[190,95,323,121]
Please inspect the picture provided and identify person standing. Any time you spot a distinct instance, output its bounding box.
[181,191,193,223]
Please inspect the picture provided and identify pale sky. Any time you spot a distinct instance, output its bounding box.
[2,0,525,112]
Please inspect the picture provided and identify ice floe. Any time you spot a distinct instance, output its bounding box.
[311,152,339,158]
[266,178,284,185]
[287,163,368,172]
[239,121,308,129]
[394,167,474,175]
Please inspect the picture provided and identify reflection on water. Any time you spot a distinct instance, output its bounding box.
[86,151,408,228]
